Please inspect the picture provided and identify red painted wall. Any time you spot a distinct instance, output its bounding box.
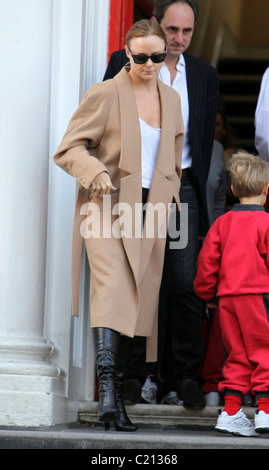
[107,0,134,61]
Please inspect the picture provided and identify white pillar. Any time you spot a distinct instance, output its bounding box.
[0,0,110,426]
[45,0,110,412]
[0,0,64,426]
[45,0,86,418]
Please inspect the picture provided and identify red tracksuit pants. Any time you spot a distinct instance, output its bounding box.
[218,294,269,396]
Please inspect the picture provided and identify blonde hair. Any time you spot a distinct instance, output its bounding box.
[230,152,269,197]
[126,19,167,49]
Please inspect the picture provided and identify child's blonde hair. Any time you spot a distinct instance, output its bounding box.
[230,152,269,197]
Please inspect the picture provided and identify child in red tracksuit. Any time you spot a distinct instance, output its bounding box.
[194,153,269,437]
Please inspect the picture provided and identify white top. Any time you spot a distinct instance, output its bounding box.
[158,54,191,169]
[255,67,269,163]
[139,118,161,188]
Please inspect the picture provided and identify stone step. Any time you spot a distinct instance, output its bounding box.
[1,404,268,450]
[78,401,256,427]
[1,423,268,450]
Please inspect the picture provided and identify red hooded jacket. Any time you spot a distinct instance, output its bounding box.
[194,204,269,300]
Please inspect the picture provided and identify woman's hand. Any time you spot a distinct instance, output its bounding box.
[90,171,117,197]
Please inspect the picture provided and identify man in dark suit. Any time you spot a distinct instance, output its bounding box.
[104,0,219,409]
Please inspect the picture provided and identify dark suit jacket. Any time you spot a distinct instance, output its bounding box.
[104,49,219,235]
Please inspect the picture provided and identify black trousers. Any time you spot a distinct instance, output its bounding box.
[161,172,203,388]
[122,175,204,388]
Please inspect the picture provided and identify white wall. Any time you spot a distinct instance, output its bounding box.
[0,0,110,426]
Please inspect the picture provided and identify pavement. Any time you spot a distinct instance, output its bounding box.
[0,403,269,450]
[1,422,268,451]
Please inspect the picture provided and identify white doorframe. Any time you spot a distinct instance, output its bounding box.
[45,0,110,421]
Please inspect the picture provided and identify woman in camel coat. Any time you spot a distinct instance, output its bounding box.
[54,20,184,431]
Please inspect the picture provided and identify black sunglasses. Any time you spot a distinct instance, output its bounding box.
[128,47,166,65]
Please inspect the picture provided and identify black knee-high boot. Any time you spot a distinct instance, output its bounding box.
[114,336,137,432]
[114,369,137,431]
[92,327,119,426]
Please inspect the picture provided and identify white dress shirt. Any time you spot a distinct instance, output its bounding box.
[255,67,269,163]
[158,54,192,169]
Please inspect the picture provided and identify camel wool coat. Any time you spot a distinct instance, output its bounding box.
[54,66,184,361]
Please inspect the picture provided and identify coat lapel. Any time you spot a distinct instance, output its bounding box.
[113,69,179,285]
[114,68,176,178]
[184,52,202,142]
[140,80,178,279]
[114,68,143,288]
[114,67,141,175]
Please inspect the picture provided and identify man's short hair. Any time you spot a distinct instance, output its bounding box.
[230,153,269,197]
[153,0,199,24]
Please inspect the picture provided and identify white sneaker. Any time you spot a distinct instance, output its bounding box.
[205,392,220,406]
[255,410,269,433]
[215,409,259,437]
[161,391,183,406]
[141,375,158,404]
